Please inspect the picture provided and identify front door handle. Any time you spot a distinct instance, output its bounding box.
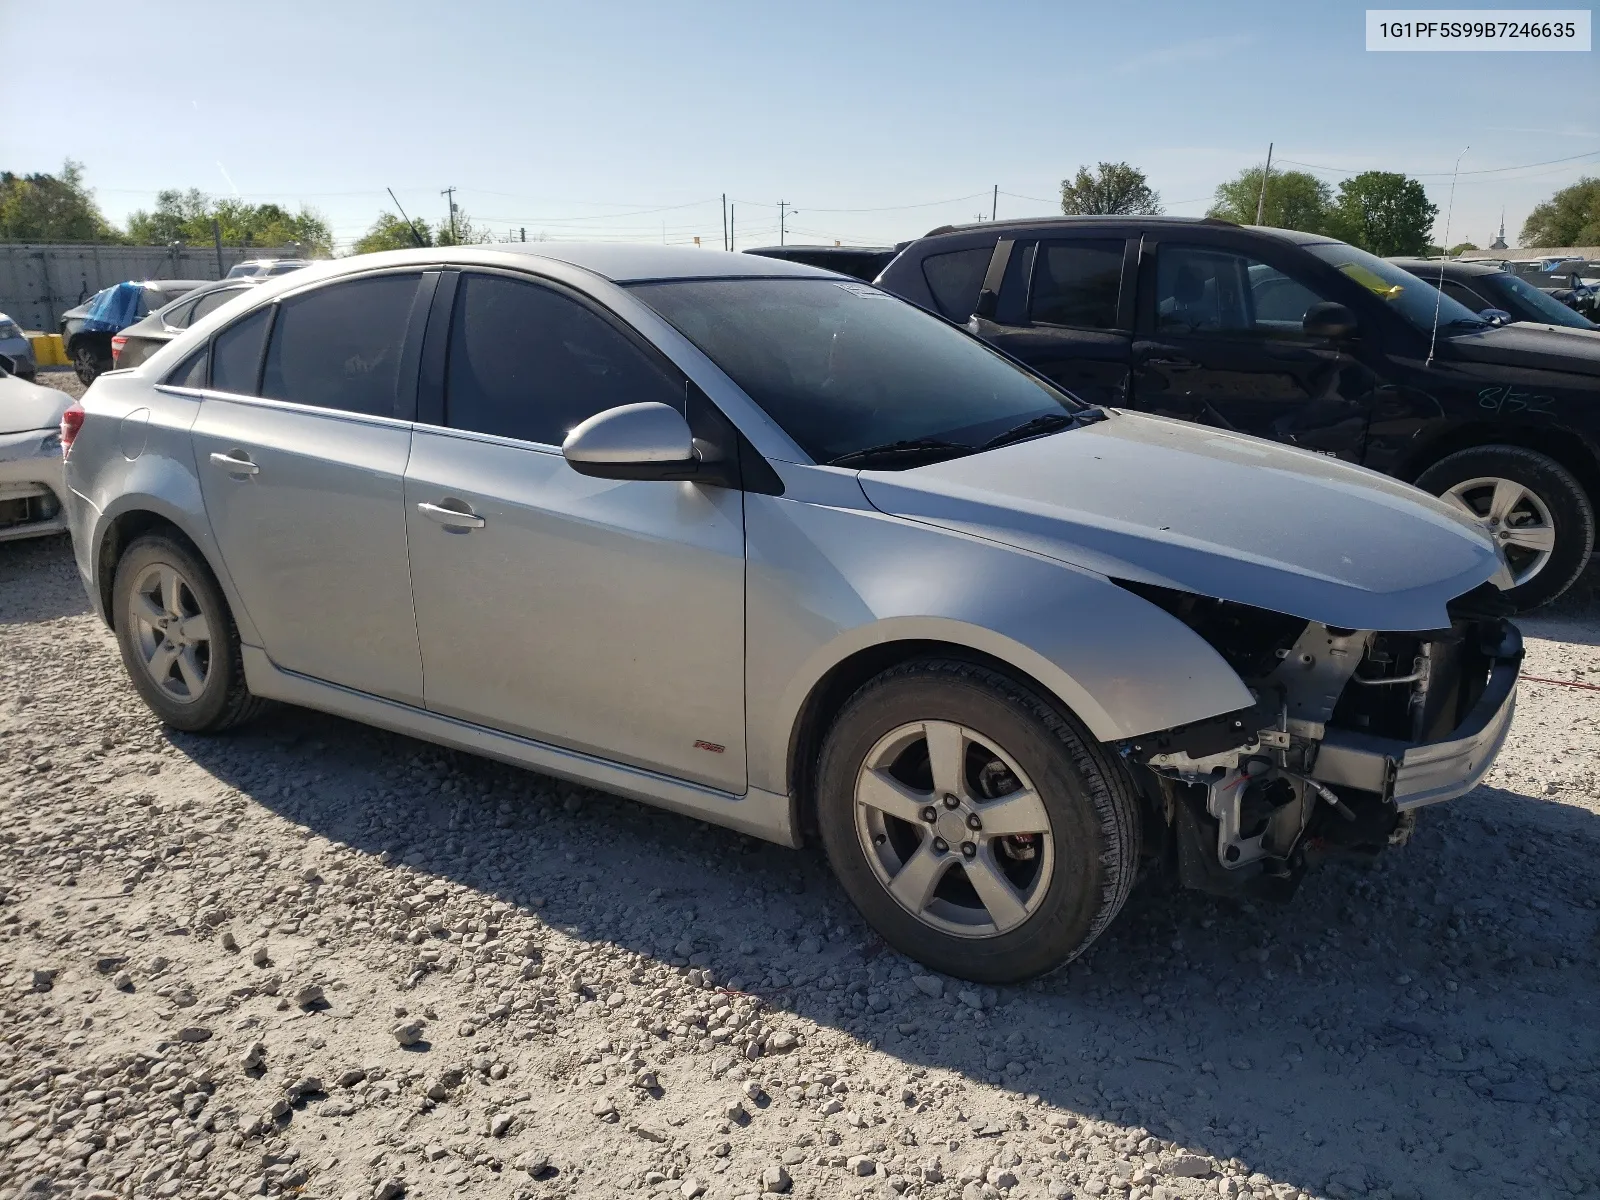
[209,451,259,476]
[1145,356,1199,370]
[417,501,486,530]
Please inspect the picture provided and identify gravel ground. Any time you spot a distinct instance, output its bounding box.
[1,510,1598,1200]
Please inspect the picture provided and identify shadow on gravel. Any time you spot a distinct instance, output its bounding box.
[0,534,92,624]
[154,690,1600,1200]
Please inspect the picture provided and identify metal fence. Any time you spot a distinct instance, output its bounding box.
[0,243,304,332]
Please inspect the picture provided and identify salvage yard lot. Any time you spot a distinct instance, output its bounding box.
[0,534,1597,1200]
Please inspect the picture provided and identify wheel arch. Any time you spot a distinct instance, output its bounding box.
[90,498,255,645]
[1395,421,1600,506]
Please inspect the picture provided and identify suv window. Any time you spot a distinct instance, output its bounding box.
[210,307,273,395]
[445,273,681,446]
[1438,280,1489,312]
[920,247,991,321]
[1157,246,1333,337]
[1030,240,1124,329]
[261,273,420,417]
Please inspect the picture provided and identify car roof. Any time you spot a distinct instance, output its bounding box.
[315,243,846,284]
[1389,257,1504,277]
[912,215,1343,247]
[745,244,897,255]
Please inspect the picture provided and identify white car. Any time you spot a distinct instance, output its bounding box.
[0,359,72,542]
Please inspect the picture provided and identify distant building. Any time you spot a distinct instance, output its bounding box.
[1489,211,1508,251]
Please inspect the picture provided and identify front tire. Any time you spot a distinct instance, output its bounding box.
[1416,445,1594,611]
[111,534,266,732]
[816,659,1140,984]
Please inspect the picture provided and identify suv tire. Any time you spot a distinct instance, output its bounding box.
[72,341,107,386]
[1416,445,1594,611]
[816,658,1140,983]
[111,534,267,733]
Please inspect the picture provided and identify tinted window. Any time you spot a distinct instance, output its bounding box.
[920,247,991,320]
[1439,281,1489,313]
[632,278,1073,464]
[161,298,199,329]
[446,274,681,445]
[1030,240,1124,328]
[187,287,245,325]
[1493,272,1596,328]
[1302,242,1483,332]
[1157,246,1334,337]
[210,307,272,395]
[262,274,420,416]
[167,346,209,388]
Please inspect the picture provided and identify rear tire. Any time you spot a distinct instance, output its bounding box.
[816,658,1140,984]
[1416,445,1593,611]
[111,534,267,733]
[73,341,107,386]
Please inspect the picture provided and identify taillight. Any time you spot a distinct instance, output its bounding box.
[111,335,127,364]
[60,404,85,459]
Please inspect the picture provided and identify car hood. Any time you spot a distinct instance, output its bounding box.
[0,374,72,435]
[1445,322,1600,377]
[856,411,1508,632]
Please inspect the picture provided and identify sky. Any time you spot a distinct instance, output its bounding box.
[2,0,1597,253]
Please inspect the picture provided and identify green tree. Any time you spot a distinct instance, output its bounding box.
[352,211,433,255]
[1448,241,1479,255]
[1519,177,1600,247]
[1207,166,1333,233]
[126,189,332,254]
[1328,171,1438,256]
[0,160,120,242]
[1060,162,1162,216]
[434,208,495,246]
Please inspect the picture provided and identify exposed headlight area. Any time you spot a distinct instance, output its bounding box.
[1116,579,1521,898]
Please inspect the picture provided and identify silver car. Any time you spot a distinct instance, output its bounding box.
[62,246,1522,982]
[0,360,72,541]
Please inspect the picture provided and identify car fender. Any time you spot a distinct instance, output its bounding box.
[742,474,1255,799]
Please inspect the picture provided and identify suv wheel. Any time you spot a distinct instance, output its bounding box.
[112,534,267,732]
[1416,445,1594,611]
[73,342,106,386]
[816,659,1140,984]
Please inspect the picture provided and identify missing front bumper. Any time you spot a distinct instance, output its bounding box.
[1310,628,1522,809]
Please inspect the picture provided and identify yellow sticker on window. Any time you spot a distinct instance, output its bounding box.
[1335,263,1406,301]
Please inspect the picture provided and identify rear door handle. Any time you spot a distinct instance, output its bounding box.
[209,451,259,476]
[417,501,486,530]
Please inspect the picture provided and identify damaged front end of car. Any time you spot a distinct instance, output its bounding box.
[1116,581,1522,899]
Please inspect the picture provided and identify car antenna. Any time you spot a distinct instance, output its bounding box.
[387,188,428,249]
[1427,146,1469,368]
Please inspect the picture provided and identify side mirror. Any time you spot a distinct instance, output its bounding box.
[562,402,702,481]
[1303,301,1358,341]
[1479,308,1513,326]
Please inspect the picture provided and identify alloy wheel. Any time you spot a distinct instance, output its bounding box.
[853,720,1054,938]
[126,563,213,703]
[1440,475,1557,587]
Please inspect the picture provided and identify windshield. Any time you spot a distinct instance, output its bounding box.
[629,278,1076,464]
[1492,273,1598,329]
[1304,243,1485,332]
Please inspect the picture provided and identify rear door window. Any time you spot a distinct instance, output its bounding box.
[209,307,273,395]
[920,247,992,321]
[261,274,421,417]
[167,345,209,388]
[187,287,245,326]
[1029,240,1125,329]
[444,272,681,446]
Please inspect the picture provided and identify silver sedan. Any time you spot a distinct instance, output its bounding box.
[61,245,1521,982]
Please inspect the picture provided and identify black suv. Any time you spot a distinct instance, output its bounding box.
[877,217,1600,609]
[1388,258,1597,331]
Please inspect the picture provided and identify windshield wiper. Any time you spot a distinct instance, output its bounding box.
[1441,316,1492,332]
[980,407,1105,451]
[827,437,976,468]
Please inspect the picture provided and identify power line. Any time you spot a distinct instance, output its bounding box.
[1275,147,1600,178]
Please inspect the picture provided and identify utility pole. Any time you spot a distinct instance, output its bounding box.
[520,227,526,243]
[211,218,224,280]
[992,184,998,222]
[722,194,728,251]
[779,200,796,246]
[1254,143,1273,225]
[730,204,735,251]
[441,186,459,243]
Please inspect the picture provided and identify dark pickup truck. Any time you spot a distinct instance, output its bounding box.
[876,217,1600,609]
